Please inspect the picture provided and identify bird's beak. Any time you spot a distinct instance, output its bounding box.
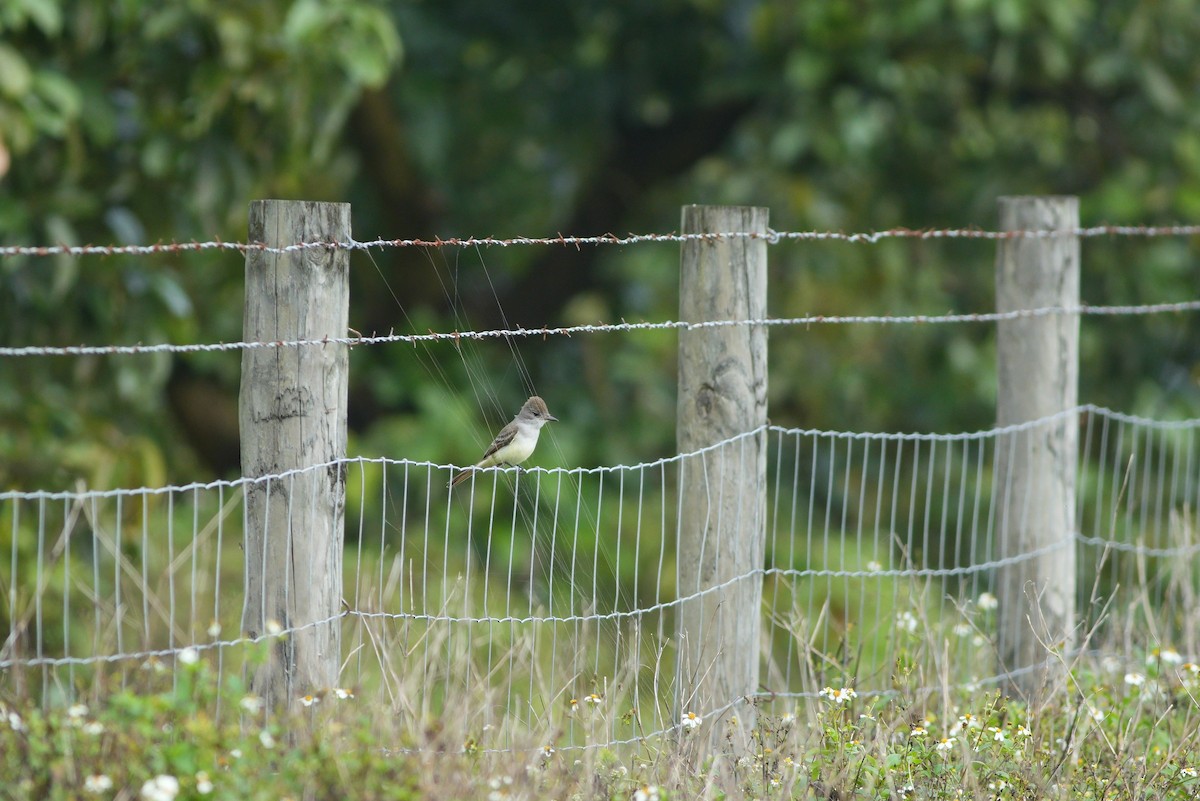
[546,413,558,422]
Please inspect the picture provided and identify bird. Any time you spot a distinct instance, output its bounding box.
[451,396,557,488]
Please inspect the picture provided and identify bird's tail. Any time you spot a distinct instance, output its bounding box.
[449,467,475,489]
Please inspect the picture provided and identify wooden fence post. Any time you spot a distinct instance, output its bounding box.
[676,205,769,747]
[994,195,1079,698]
[240,200,350,708]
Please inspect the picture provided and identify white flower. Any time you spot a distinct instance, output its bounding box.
[239,695,264,714]
[259,729,276,749]
[896,611,918,633]
[866,560,883,572]
[178,647,199,665]
[1124,673,1146,687]
[988,726,1007,742]
[540,745,555,759]
[950,713,982,735]
[266,619,283,637]
[229,749,243,760]
[195,771,213,794]
[584,693,603,706]
[953,623,972,637]
[1180,767,1199,778]
[84,774,113,794]
[680,711,702,730]
[299,694,319,707]
[1088,706,1104,722]
[909,726,927,738]
[7,711,24,731]
[818,686,857,704]
[67,703,89,720]
[1016,724,1032,738]
[977,592,998,611]
[207,620,222,638]
[1160,648,1184,665]
[332,688,354,700]
[83,721,104,736]
[140,774,180,801]
[935,736,956,753]
[633,785,661,801]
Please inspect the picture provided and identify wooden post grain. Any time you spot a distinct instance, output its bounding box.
[676,205,769,746]
[994,195,1078,698]
[240,200,350,708]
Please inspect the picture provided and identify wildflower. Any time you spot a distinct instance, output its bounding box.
[1016,724,1032,738]
[896,611,918,633]
[195,772,213,794]
[909,726,927,738]
[540,744,555,760]
[1124,673,1146,687]
[332,688,354,700]
[207,620,222,638]
[1180,767,1198,778]
[769,778,781,789]
[68,703,89,721]
[953,623,972,637]
[266,619,283,637]
[178,647,199,665]
[988,726,1007,743]
[84,775,113,794]
[240,695,263,714]
[299,694,319,707]
[977,592,998,611]
[140,775,180,801]
[899,784,916,798]
[1182,662,1200,675]
[584,693,603,706]
[567,698,579,715]
[633,785,661,801]
[83,721,104,736]
[7,711,24,731]
[259,729,276,749]
[818,686,857,704]
[935,736,956,753]
[950,713,982,735]
[680,711,702,731]
[1087,707,1104,722]
[1149,647,1184,665]
[866,560,883,572]
[229,749,243,760]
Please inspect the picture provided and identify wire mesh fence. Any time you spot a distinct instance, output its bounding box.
[3,205,1200,753]
[4,405,1198,750]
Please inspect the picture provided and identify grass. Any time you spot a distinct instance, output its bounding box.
[5,627,1200,800]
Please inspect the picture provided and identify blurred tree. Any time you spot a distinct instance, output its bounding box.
[2,0,1199,491]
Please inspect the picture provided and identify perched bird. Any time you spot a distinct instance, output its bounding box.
[451,396,557,487]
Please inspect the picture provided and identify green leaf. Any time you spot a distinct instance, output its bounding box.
[0,43,32,97]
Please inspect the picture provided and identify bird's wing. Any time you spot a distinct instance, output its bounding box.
[480,421,519,463]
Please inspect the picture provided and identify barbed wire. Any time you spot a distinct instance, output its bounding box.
[3,224,1200,259]
[3,299,1199,359]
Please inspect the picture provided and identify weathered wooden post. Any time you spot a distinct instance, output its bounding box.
[994,195,1078,698]
[676,205,769,747]
[240,200,350,708]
